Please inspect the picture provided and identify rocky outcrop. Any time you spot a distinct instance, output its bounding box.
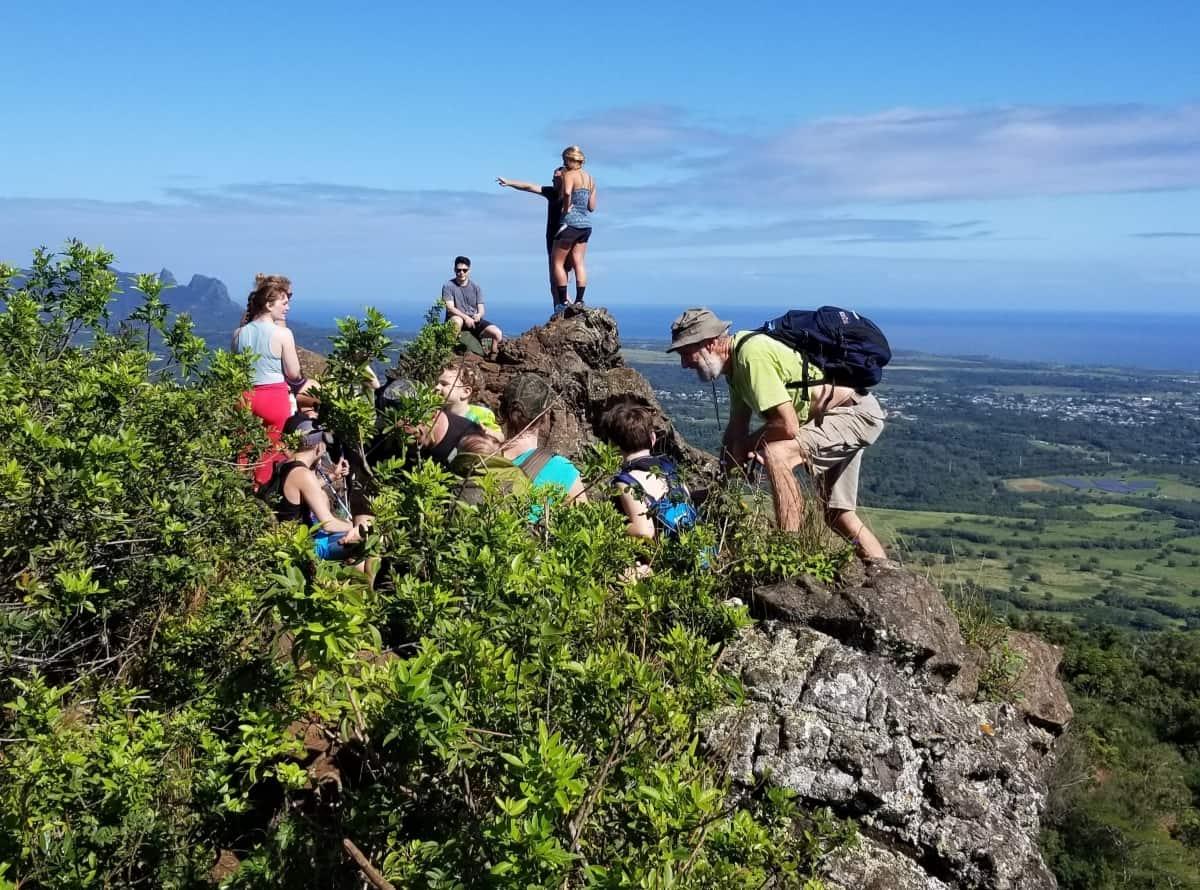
[454,305,712,467]
[297,345,329,380]
[181,273,237,318]
[1006,632,1073,731]
[704,563,1070,890]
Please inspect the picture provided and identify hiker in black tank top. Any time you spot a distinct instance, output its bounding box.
[497,166,575,311]
[271,416,369,562]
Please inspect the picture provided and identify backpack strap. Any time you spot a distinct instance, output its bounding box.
[732,329,813,399]
[614,456,670,508]
[517,447,556,482]
[622,454,664,474]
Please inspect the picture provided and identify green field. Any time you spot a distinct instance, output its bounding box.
[629,348,1200,630]
[621,346,679,365]
[863,496,1200,627]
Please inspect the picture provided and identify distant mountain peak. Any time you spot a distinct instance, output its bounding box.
[102,268,241,328]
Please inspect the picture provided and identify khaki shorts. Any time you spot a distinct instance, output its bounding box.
[795,393,885,511]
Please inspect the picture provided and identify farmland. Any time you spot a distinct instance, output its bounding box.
[628,349,1200,629]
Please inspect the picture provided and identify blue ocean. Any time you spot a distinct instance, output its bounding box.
[509,304,1200,372]
[291,303,1200,373]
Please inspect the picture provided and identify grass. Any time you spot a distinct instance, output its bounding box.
[1079,503,1146,518]
[1000,473,1200,502]
[1005,478,1059,493]
[862,504,1200,624]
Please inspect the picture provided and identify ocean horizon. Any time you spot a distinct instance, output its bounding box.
[288,303,1200,374]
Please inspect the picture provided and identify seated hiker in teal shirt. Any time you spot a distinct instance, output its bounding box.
[498,373,587,518]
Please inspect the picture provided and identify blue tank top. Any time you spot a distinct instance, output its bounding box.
[562,187,592,229]
[235,319,285,385]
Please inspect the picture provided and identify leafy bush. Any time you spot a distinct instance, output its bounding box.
[0,243,850,888]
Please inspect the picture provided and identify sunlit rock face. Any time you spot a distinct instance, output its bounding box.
[705,562,1070,890]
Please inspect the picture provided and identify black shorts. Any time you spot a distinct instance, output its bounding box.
[554,225,592,246]
[446,314,497,333]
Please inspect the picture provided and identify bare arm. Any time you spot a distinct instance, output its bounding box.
[297,470,354,534]
[566,474,589,505]
[560,171,576,215]
[722,401,753,466]
[496,177,543,194]
[616,485,655,539]
[276,327,302,380]
[748,401,802,452]
[587,178,596,212]
[442,290,472,324]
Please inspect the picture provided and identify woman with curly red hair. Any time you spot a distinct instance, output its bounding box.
[232,274,308,485]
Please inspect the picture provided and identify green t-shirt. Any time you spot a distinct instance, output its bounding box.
[464,403,501,436]
[729,331,824,424]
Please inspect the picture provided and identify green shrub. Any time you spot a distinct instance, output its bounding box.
[946,584,1026,702]
[0,242,849,888]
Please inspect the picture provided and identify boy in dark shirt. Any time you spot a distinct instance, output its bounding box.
[497,168,574,314]
[597,397,698,540]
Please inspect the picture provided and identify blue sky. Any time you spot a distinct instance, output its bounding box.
[2,1,1198,321]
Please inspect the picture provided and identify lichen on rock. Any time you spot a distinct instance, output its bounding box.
[704,564,1070,889]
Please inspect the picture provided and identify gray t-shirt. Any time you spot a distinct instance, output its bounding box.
[442,279,483,315]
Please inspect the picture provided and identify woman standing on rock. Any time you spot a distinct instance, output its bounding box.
[550,146,596,310]
[232,274,310,485]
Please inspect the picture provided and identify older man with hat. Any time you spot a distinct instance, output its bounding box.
[667,308,887,560]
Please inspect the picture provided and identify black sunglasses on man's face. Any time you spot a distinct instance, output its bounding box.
[455,267,469,273]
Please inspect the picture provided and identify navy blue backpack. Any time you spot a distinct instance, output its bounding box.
[613,456,698,536]
[738,306,892,393]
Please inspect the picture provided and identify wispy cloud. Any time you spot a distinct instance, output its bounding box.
[161,182,515,216]
[551,101,1200,203]
[4,101,1197,291]
[545,105,736,166]
[608,216,991,247]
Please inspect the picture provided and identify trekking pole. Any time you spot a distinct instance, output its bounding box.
[316,465,353,520]
[709,380,722,429]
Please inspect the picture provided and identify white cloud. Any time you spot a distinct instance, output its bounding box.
[552,102,1200,203]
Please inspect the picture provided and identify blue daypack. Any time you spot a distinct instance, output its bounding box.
[739,306,892,393]
[613,456,698,536]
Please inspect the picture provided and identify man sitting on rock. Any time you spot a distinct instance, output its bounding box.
[442,256,502,358]
[667,307,887,560]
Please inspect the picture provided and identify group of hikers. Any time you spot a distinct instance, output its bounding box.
[232,144,891,570]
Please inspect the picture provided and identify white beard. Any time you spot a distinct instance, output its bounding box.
[693,349,724,382]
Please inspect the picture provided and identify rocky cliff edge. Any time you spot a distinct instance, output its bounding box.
[475,307,1072,889]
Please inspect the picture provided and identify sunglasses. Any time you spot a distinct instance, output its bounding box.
[455,267,469,273]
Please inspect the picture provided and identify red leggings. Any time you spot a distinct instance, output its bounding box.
[245,382,292,486]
